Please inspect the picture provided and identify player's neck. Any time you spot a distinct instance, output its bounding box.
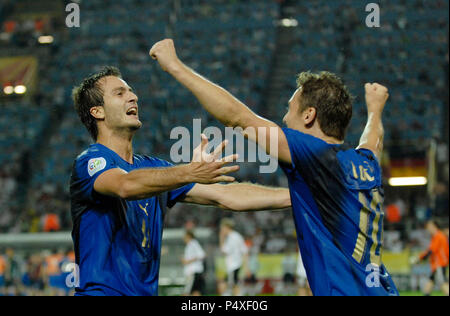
[310,124,344,144]
[320,134,344,145]
[296,125,344,145]
[97,130,134,164]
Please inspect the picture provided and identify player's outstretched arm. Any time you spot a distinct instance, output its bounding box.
[180,139,290,211]
[93,135,239,200]
[357,83,389,161]
[149,39,292,165]
[181,182,291,212]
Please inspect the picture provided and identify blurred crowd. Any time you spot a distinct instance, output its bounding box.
[0,247,75,296]
[0,166,18,233]
[269,0,448,146]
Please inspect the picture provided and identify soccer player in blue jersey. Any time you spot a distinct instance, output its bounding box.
[70,67,291,296]
[150,39,399,296]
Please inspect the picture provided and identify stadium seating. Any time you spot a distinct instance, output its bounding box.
[270,0,448,146]
[0,101,50,232]
[32,0,279,191]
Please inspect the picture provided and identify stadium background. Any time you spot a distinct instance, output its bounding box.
[0,0,448,296]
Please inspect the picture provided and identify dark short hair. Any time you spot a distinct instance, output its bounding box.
[72,66,122,140]
[296,71,353,141]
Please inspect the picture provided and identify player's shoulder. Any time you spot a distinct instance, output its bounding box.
[75,143,114,162]
[336,147,382,189]
[282,127,327,146]
[73,144,118,178]
[337,146,379,163]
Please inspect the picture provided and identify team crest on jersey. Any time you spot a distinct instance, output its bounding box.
[87,157,107,177]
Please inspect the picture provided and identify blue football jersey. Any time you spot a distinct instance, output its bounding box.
[70,143,195,296]
[281,128,399,296]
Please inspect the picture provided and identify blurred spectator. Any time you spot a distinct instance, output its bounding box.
[412,220,449,296]
[23,253,45,296]
[218,218,248,296]
[296,249,311,296]
[433,182,449,218]
[42,213,61,232]
[278,247,297,295]
[181,230,206,296]
[243,235,260,295]
[3,248,21,296]
[43,249,65,296]
[386,202,402,225]
[0,254,5,295]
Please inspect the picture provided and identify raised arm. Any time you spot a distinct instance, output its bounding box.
[149,39,292,165]
[182,182,291,212]
[94,135,239,200]
[357,83,389,161]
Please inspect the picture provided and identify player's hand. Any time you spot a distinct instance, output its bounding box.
[149,39,181,73]
[188,134,239,184]
[364,83,389,114]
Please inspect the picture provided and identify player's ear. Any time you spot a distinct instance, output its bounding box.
[303,107,316,125]
[90,106,105,120]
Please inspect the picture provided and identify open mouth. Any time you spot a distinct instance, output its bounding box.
[126,107,138,116]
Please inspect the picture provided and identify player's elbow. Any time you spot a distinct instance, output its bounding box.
[216,196,247,212]
[117,177,140,200]
[117,182,132,200]
[225,111,252,130]
[224,116,241,129]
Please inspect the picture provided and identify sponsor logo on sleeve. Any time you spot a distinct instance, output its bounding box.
[87,157,107,177]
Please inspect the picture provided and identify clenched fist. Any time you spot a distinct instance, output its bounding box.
[365,83,389,114]
[149,39,181,73]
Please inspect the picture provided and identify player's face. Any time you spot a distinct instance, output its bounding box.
[100,76,142,132]
[283,87,316,135]
[283,88,302,129]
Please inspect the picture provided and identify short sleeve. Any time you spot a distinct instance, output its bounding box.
[167,183,195,208]
[71,150,117,203]
[356,148,381,168]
